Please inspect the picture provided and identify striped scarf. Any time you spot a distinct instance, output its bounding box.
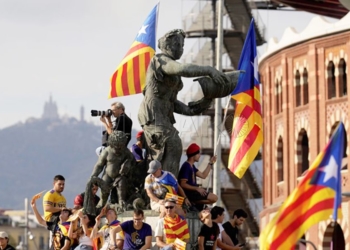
[163,215,189,244]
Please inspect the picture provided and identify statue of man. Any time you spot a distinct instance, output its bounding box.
[138,29,241,176]
[90,130,136,209]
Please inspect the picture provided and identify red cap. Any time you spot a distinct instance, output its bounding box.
[186,143,200,157]
[136,131,144,139]
[74,194,83,206]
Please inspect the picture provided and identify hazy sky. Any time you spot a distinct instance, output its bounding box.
[0,0,335,130]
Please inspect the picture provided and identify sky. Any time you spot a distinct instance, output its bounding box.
[0,0,338,130]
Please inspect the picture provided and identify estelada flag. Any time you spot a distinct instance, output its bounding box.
[109,4,159,98]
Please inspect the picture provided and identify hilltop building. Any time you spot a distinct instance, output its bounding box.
[41,95,59,120]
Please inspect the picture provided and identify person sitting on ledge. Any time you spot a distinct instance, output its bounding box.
[154,198,190,250]
[178,143,218,210]
[109,209,152,250]
[144,160,191,217]
[90,206,124,250]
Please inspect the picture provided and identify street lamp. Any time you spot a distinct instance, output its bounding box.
[28,231,39,250]
[16,241,23,250]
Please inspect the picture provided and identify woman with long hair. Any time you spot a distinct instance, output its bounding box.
[68,210,97,250]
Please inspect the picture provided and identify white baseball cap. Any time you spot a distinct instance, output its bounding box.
[0,231,8,238]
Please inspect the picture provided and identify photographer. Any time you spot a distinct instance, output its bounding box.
[100,102,133,147]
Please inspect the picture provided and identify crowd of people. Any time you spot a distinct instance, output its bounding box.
[0,26,250,250]
[17,139,247,250]
[20,173,248,250]
[0,101,248,250]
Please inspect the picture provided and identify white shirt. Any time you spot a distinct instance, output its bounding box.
[79,235,93,247]
[99,226,123,250]
[154,218,165,238]
[216,223,225,250]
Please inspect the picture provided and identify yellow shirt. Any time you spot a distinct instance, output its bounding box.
[43,189,66,221]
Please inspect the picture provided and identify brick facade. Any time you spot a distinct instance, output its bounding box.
[259,30,350,249]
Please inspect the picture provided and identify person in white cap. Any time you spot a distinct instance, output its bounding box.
[0,231,15,250]
[144,160,191,217]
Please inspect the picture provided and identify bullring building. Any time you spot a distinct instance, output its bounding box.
[259,10,350,249]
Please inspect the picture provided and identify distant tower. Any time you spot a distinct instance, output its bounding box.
[80,105,85,122]
[42,94,59,120]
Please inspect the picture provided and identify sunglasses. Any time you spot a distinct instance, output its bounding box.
[165,206,174,210]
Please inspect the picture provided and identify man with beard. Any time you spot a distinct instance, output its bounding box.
[43,175,67,222]
[31,196,72,250]
[222,209,247,248]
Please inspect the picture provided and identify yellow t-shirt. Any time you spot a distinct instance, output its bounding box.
[43,189,66,221]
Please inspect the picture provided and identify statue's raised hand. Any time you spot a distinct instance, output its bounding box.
[209,68,230,85]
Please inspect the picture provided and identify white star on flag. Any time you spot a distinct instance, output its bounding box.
[250,55,259,82]
[319,155,338,182]
[138,25,148,37]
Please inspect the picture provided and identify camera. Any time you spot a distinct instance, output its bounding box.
[91,109,113,117]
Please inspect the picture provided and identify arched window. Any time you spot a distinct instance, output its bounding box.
[303,68,309,105]
[279,77,283,113]
[275,79,280,114]
[323,223,345,250]
[327,61,336,99]
[297,129,309,176]
[295,70,301,107]
[277,136,283,182]
[338,59,347,97]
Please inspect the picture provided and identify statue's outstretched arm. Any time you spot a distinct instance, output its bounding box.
[161,59,228,85]
[174,100,196,116]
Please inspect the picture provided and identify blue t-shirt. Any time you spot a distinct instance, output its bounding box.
[178,161,199,186]
[131,144,144,162]
[121,220,152,250]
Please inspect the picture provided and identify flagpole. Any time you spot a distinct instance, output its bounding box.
[213,0,224,206]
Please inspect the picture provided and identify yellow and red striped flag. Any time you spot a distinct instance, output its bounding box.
[260,122,344,250]
[174,238,186,250]
[228,19,263,178]
[165,193,185,206]
[109,4,159,98]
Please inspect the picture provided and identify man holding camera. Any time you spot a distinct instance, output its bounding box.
[100,102,133,147]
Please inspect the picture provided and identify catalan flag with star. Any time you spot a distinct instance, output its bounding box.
[260,122,344,250]
[109,3,159,98]
[228,19,263,178]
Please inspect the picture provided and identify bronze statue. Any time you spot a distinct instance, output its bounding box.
[90,131,136,211]
[138,29,243,176]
